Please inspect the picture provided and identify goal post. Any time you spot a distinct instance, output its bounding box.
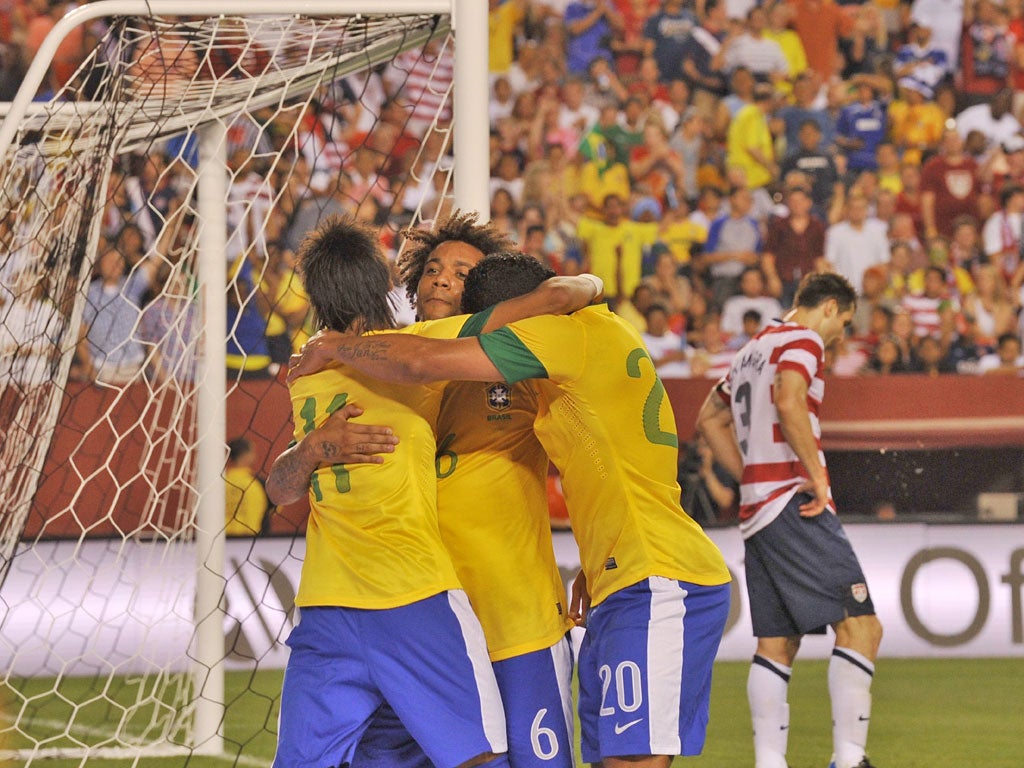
[0,1,487,762]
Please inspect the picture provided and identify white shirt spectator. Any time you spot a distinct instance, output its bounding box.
[720,295,783,336]
[641,329,692,378]
[955,104,1022,150]
[825,217,890,294]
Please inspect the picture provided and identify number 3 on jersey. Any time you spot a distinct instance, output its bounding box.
[298,393,351,500]
[626,348,678,448]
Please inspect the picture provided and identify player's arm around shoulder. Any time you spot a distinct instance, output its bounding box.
[478,273,604,333]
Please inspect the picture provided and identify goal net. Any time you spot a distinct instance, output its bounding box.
[0,4,464,763]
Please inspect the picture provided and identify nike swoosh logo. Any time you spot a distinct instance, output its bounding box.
[614,718,643,735]
[858,715,870,721]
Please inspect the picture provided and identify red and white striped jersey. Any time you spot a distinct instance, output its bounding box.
[715,320,834,538]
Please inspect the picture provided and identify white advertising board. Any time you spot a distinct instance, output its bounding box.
[3,524,1022,676]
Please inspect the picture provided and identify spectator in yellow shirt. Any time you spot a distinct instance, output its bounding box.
[225,437,270,536]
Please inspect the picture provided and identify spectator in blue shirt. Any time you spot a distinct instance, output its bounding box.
[835,79,887,176]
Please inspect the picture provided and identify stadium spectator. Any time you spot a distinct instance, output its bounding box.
[863,333,912,374]
[780,121,842,221]
[981,183,1024,281]
[224,436,270,537]
[640,302,691,378]
[777,72,831,158]
[835,79,887,177]
[921,128,981,240]
[642,0,697,82]
[977,331,1024,374]
[488,0,525,77]
[716,66,756,141]
[687,312,736,378]
[723,6,790,87]
[764,184,827,306]
[138,266,199,385]
[894,20,952,95]
[668,106,707,203]
[658,196,709,270]
[825,193,890,294]
[614,281,656,332]
[958,0,1014,109]
[787,0,853,80]
[75,246,158,386]
[901,265,952,338]
[680,0,733,113]
[955,87,1022,153]
[699,184,762,307]
[628,122,685,207]
[764,1,808,85]
[838,3,888,80]
[678,435,739,525]
[563,0,623,75]
[720,266,783,336]
[961,263,1020,351]
[894,160,927,240]
[577,192,642,304]
[643,246,692,331]
[726,81,778,192]
[698,272,883,768]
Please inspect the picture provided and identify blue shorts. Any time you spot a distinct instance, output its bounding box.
[273,591,506,768]
[352,636,575,768]
[745,494,876,638]
[577,577,730,763]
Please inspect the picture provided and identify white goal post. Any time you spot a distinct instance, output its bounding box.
[0,1,488,762]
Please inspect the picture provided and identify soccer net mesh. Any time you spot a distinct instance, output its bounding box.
[0,8,457,764]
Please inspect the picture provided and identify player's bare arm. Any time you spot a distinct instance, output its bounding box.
[696,385,744,481]
[480,273,603,332]
[289,273,603,383]
[265,404,398,505]
[568,569,591,626]
[773,368,829,517]
[292,333,502,386]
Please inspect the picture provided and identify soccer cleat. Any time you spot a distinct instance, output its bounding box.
[828,760,877,768]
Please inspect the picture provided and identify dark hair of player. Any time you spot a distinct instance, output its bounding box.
[461,252,555,314]
[297,214,395,334]
[396,209,514,309]
[793,272,857,313]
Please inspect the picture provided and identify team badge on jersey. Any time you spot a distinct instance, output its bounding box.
[851,583,868,603]
[486,383,512,411]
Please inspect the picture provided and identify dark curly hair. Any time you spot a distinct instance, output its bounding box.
[462,252,556,314]
[396,209,514,311]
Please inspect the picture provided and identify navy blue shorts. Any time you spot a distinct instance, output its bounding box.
[744,494,875,638]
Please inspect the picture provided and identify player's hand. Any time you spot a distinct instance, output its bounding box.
[303,403,399,467]
[796,476,829,517]
[569,569,591,627]
[287,329,349,383]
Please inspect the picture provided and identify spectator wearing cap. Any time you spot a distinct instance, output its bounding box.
[959,0,1014,109]
[921,127,981,240]
[835,77,887,177]
[888,77,945,163]
[723,6,790,87]
[726,81,777,191]
[955,88,1022,154]
[763,184,827,307]
[894,20,951,95]
[981,183,1024,282]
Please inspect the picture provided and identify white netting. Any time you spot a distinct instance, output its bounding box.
[0,9,457,764]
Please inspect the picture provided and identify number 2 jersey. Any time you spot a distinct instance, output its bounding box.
[476,305,730,607]
[714,319,835,539]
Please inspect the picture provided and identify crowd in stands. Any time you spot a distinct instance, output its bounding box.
[4,0,1024,383]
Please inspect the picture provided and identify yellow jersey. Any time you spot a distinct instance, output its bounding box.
[411,312,574,660]
[289,363,458,609]
[224,466,268,536]
[477,305,731,606]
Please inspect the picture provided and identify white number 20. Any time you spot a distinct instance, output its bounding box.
[598,661,643,715]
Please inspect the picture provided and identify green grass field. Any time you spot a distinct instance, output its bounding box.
[3,657,1020,767]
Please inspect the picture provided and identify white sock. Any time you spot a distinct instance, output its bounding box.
[829,647,875,768]
[748,655,792,768]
